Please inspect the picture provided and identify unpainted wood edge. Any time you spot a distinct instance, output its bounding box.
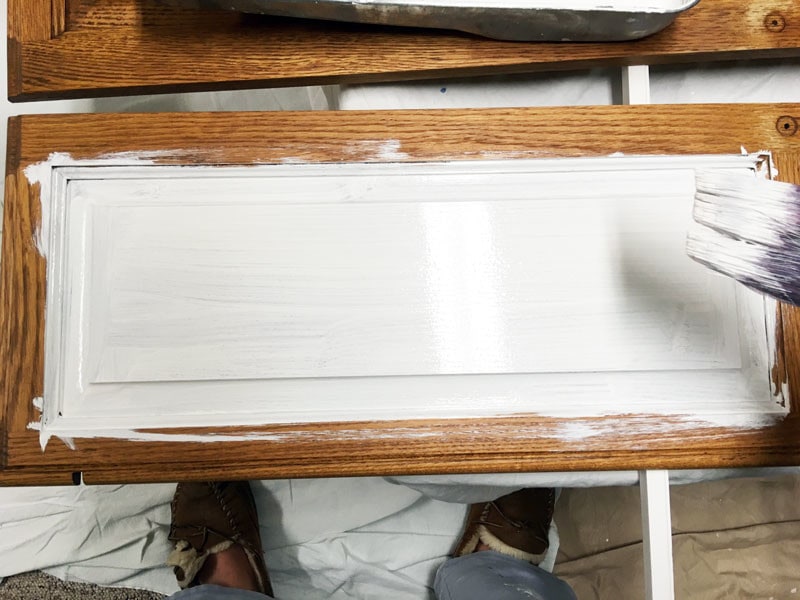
[9,103,800,166]
[5,117,22,178]
[0,169,18,469]
[7,0,55,41]
[7,0,800,100]
[75,447,800,485]
[13,414,800,474]
[6,38,24,101]
[10,49,800,102]
[783,304,800,418]
[0,420,7,469]
[0,389,6,468]
[0,468,78,487]
[772,148,800,416]
[51,0,67,37]
[1,159,45,471]
[774,303,789,411]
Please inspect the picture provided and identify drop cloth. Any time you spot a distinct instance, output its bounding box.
[554,473,800,599]
[0,477,513,598]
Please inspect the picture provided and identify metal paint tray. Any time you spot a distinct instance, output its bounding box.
[163,0,700,41]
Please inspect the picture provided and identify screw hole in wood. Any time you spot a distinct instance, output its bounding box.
[777,116,798,136]
[765,13,786,32]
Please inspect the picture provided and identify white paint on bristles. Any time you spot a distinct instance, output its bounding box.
[693,172,799,249]
[688,171,800,306]
[27,153,789,447]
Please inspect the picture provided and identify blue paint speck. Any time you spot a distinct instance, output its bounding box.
[440,87,447,93]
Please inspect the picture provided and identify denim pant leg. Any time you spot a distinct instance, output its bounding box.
[168,584,273,600]
[434,551,577,600]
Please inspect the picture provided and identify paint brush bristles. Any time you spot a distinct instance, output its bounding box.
[687,171,800,306]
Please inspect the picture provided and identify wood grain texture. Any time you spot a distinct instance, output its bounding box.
[10,415,800,473]
[773,151,800,416]
[51,0,67,37]
[2,105,800,485]
[10,105,800,165]
[0,468,76,486]
[67,0,244,28]
[0,170,45,471]
[8,0,800,100]
[7,0,56,42]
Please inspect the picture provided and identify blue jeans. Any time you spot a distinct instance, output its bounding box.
[168,551,576,600]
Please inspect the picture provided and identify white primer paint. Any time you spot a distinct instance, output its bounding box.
[30,412,785,448]
[24,151,181,449]
[344,139,409,161]
[29,154,787,447]
[23,151,177,256]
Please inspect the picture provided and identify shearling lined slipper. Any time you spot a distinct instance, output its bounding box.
[166,481,272,596]
[454,488,555,564]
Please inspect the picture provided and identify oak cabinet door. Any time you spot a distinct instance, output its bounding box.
[7,0,800,101]
[2,105,800,485]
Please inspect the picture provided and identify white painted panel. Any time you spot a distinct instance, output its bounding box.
[61,370,777,429]
[69,166,742,384]
[39,156,786,433]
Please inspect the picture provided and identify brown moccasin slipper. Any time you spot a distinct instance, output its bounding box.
[166,481,272,596]
[454,488,555,564]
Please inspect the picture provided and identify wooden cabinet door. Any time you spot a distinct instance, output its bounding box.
[2,105,800,486]
[8,0,800,101]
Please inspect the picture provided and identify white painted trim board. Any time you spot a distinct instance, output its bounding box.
[640,469,676,600]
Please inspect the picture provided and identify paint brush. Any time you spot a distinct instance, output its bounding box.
[686,171,800,306]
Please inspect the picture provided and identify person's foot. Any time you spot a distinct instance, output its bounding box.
[194,544,261,591]
[453,488,555,564]
[166,481,273,596]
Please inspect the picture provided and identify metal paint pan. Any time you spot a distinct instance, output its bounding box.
[162,0,700,41]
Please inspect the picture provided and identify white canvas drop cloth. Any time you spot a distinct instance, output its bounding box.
[0,477,561,598]
[2,470,799,598]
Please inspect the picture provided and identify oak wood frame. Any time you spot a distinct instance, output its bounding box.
[7,0,800,101]
[2,104,800,486]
